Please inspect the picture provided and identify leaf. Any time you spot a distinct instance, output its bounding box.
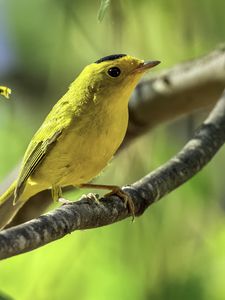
[97,0,111,22]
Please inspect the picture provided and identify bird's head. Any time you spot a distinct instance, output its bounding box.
[73,54,160,104]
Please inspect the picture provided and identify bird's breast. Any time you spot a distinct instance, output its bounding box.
[34,104,129,187]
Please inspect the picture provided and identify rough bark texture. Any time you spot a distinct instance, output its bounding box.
[0,89,224,260]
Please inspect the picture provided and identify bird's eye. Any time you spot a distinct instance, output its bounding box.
[107,67,121,77]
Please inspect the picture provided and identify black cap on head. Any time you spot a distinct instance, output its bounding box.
[95,54,127,64]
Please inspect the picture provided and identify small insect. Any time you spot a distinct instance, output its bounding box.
[0,86,11,99]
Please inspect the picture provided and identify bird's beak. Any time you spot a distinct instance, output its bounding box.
[133,60,161,73]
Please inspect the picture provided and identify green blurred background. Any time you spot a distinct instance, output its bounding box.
[0,0,225,299]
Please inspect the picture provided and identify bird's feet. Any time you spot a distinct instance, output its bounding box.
[58,198,73,205]
[105,187,135,221]
[58,193,100,206]
[79,183,135,220]
[81,193,100,203]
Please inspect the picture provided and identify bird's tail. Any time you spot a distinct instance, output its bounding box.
[0,181,25,230]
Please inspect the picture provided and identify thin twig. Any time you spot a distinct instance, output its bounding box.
[0,89,224,260]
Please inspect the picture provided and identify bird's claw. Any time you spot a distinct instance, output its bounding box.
[58,197,73,205]
[105,188,135,221]
[81,193,100,203]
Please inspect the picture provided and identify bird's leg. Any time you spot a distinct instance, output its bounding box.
[51,184,62,202]
[51,184,71,205]
[79,183,135,219]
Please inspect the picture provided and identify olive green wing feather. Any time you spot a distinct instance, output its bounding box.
[14,96,75,203]
[14,130,62,203]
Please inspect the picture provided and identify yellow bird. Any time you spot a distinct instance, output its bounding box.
[0,54,160,229]
[0,86,11,99]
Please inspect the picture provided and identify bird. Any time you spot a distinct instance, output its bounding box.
[0,54,160,229]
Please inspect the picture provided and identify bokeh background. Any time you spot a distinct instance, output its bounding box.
[0,0,225,299]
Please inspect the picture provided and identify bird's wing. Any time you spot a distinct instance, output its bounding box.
[14,130,62,202]
[14,98,74,203]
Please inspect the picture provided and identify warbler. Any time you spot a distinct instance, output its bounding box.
[0,54,160,229]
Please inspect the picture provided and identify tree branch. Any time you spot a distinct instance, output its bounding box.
[0,88,225,260]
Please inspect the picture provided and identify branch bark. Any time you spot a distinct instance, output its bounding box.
[0,89,225,260]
